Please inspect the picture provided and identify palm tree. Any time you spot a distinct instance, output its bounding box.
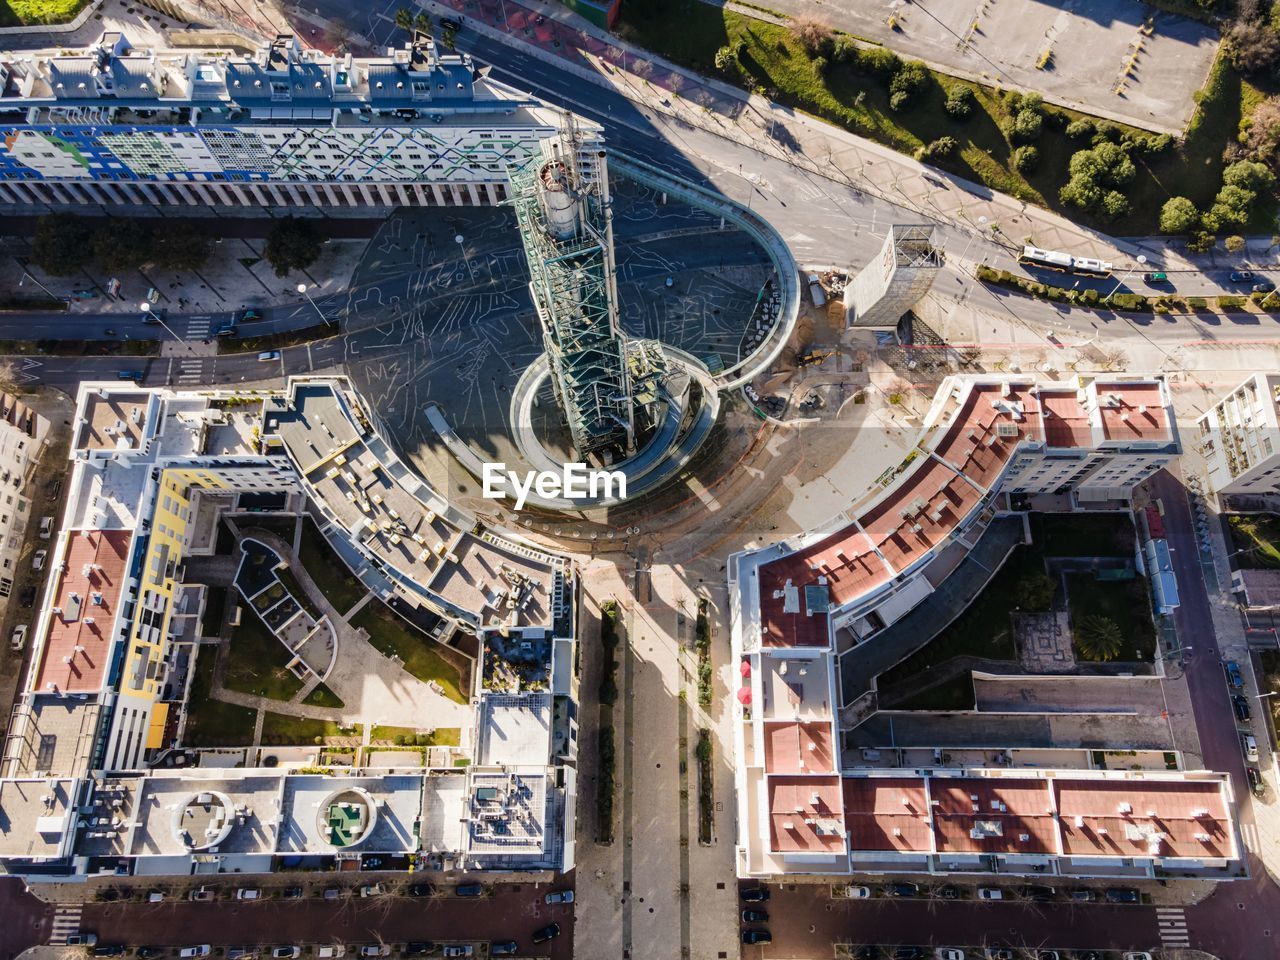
[414,11,432,37]
[1075,614,1124,662]
[394,6,414,37]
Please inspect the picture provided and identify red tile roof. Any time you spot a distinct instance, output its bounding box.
[930,778,1058,855]
[842,777,933,853]
[34,530,131,695]
[1054,779,1233,860]
[768,775,846,854]
[764,721,836,774]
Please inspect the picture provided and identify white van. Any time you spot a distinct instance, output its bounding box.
[258,351,281,362]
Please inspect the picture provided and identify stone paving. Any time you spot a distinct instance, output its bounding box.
[1014,611,1077,673]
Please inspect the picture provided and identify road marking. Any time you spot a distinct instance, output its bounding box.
[48,904,82,943]
[1156,906,1190,947]
[1239,822,1260,851]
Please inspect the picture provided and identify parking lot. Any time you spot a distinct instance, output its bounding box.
[74,878,573,960]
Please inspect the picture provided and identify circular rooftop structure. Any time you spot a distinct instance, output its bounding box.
[172,790,235,851]
[318,787,378,849]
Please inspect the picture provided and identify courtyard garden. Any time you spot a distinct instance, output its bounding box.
[182,648,257,747]
[1227,514,1280,569]
[350,601,467,704]
[299,518,368,614]
[221,603,305,702]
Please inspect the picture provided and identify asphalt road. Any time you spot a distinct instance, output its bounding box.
[0,878,572,960]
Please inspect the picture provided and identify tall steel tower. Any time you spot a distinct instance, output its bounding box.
[511,116,659,464]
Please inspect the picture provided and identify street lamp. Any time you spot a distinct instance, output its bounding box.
[1104,254,1147,303]
[297,283,332,326]
[454,234,474,281]
[139,301,186,344]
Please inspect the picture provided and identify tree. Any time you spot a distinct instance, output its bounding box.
[154,223,211,271]
[440,20,458,50]
[832,35,859,64]
[1013,572,1055,612]
[1059,142,1135,213]
[414,11,432,36]
[790,16,834,57]
[31,214,94,276]
[944,85,975,120]
[1222,158,1276,193]
[91,219,153,272]
[1011,145,1040,173]
[1225,234,1247,252]
[1224,17,1280,74]
[1101,189,1131,220]
[714,45,738,78]
[264,217,322,277]
[859,45,900,78]
[1009,107,1043,144]
[888,60,928,112]
[1065,118,1095,140]
[1203,183,1256,231]
[1075,615,1124,661]
[394,6,414,36]
[1245,96,1280,166]
[1159,196,1200,234]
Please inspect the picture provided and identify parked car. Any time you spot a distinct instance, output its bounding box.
[933,885,959,900]
[985,951,1014,960]
[440,949,472,959]
[10,625,27,651]
[322,887,341,900]
[235,888,261,901]
[146,891,164,903]
[1019,885,1056,901]
[1104,887,1140,904]
[741,909,768,923]
[1230,270,1256,283]
[891,949,924,960]
[935,950,965,960]
[740,887,770,902]
[1242,733,1260,763]
[489,945,518,958]
[845,885,872,898]
[977,887,1003,901]
[1254,280,1276,293]
[271,948,300,959]
[257,350,281,362]
[359,883,385,898]
[741,929,772,945]
[454,883,483,897]
[358,946,390,957]
[884,882,919,898]
[66,935,98,947]
[1233,694,1252,722]
[281,886,303,899]
[1067,888,1098,902]
[1225,660,1245,689]
[1033,952,1060,960]
[179,948,211,958]
[39,516,52,539]
[1142,271,1169,284]
[1122,954,1154,960]
[92,946,125,957]
[315,947,344,959]
[31,549,47,572]
[544,889,574,904]
[136,948,162,958]
[407,884,434,898]
[237,309,263,322]
[189,886,215,902]
[531,924,561,944]
[1247,765,1266,797]
[226,948,255,960]
[807,272,826,307]
[401,945,434,957]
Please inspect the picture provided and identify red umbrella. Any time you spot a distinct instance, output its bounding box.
[740,659,752,677]
[736,686,752,705]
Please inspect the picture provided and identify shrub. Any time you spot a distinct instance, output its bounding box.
[917,136,958,162]
[1101,190,1131,219]
[1007,108,1043,144]
[1187,230,1217,253]
[1065,118,1095,139]
[1225,234,1246,252]
[790,15,834,57]
[1159,196,1200,234]
[1222,159,1276,193]
[859,45,901,77]
[1224,17,1280,74]
[713,45,738,77]
[1011,145,1040,173]
[1187,296,1208,310]
[1014,573,1055,612]
[832,35,859,63]
[944,85,975,119]
[1080,288,1100,306]
[1075,615,1124,661]
[888,60,929,111]
[1218,295,1246,310]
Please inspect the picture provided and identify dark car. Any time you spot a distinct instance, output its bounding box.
[891,949,924,960]
[1247,766,1266,797]
[531,924,561,944]
[93,947,126,957]
[933,884,959,900]
[213,322,238,338]
[1104,887,1140,904]
[1068,888,1098,902]
[140,308,166,324]
[237,309,263,322]
[740,887,770,902]
[741,909,769,923]
[1230,270,1256,283]
[884,882,919,898]
[1233,694,1252,722]
[741,929,772,945]
[1225,661,1245,689]
[489,944,518,957]
[454,883,483,897]
[407,884,434,897]
[1020,885,1056,901]
[281,887,303,899]
[137,949,163,959]
[1254,280,1276,294]
[402,945,435,957]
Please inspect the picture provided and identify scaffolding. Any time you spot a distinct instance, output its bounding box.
[510,116,657,462]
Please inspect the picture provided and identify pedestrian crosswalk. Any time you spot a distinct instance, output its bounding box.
[176,357,213,385]
[1156,906,1190,948]
[1239,821,1261,852]
[185,316,212,340]
[48,903,82,944]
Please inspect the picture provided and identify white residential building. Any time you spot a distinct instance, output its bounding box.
[1197,373,1280,498]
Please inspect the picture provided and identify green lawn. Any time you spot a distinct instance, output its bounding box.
[1066,572,1157,662]
[350,602,468,703]
[182,648,258,748]
[369,725,461,746]
[302,682,344,708]
[261,712,356,744]
[1226,514,1280,570]
[222,603,305,701]
[878,545,1034,688]
[615,1,1273,234]
[298,519,368,614]
[1033,512,1136,559]
[0,0,90,27]
[276,564,322,619]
